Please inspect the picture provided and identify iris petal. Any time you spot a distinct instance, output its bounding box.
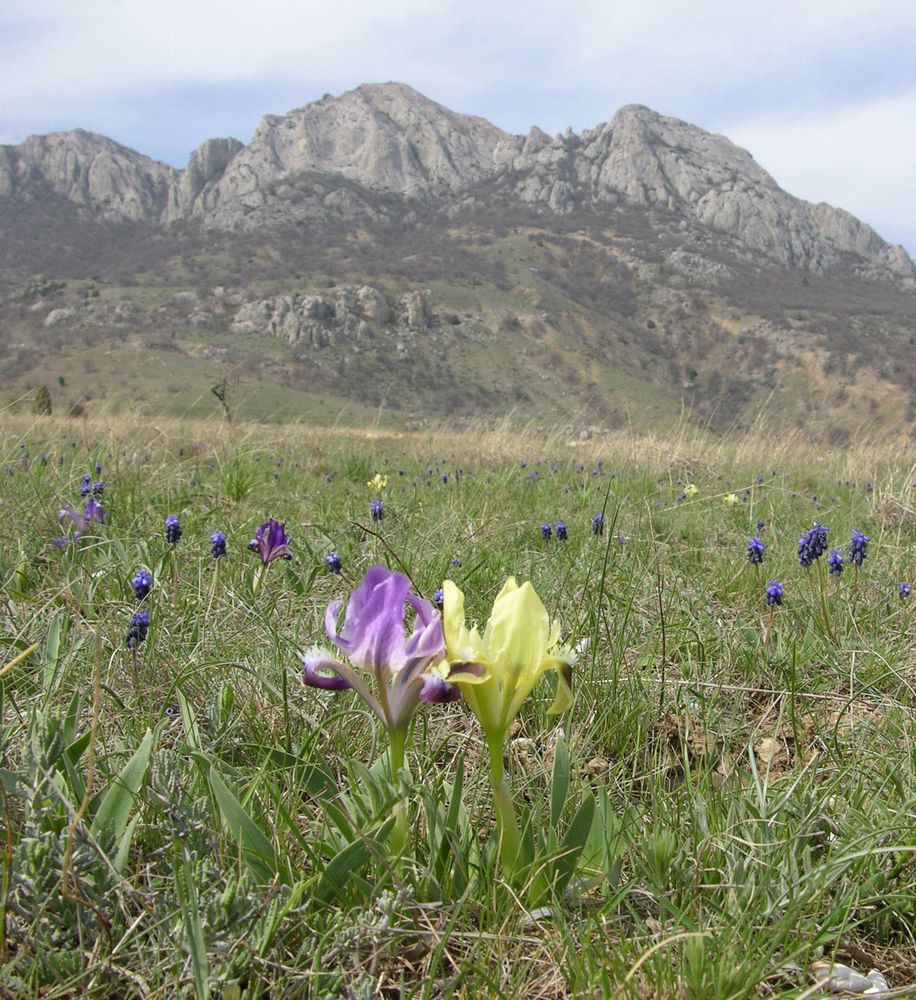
[306,567,449,733]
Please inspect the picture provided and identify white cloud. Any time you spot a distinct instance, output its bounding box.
[1,1,914,251]
[728,91,916,253]
[3,0,914,113]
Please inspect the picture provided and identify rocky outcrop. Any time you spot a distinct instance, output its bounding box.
[200,82,510,211]
[0,85,912,285]
[231,284,431,347]
[503,105,914,283]
[0,130,175,221]
[167,137,243,216]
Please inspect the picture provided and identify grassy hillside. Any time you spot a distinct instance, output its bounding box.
[1,195,914,440]
[1,414,914,996]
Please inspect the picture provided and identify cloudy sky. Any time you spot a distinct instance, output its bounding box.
[1,0,914,254]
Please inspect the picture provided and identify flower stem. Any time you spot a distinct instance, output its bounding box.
[487,733,522,884]
[170,549,179,607]
[388,726,409,856]
[815,560,836,641]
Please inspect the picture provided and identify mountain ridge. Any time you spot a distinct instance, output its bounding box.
[0,82,912,287]
[2,83,915,440]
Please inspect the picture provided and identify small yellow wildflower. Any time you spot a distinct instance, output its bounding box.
[724,493,740,505]
[367,473,388,492]
[684,484,699,497]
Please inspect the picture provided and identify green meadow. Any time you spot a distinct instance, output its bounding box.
[0,414,914,998]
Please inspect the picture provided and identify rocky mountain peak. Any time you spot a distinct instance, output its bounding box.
[214,80,512,201]
[0,84,911,286]
[0,129,176,221]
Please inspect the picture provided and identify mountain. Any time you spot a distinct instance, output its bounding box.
[2,83,912,285]
[0,83,914,438]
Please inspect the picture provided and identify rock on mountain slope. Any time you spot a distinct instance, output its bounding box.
[504,105,914,281]
[0,82,912,286]
[0,130,175,221]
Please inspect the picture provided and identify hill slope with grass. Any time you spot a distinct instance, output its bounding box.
[1,414,914,995]
[1,85,914,438]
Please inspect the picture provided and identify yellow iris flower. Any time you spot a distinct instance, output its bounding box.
[442,577,574,741]
[441,576,574,881]
[684,483,699,497]
[367,473,388,492]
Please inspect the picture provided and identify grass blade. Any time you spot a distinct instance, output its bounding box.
[208,765,278,882]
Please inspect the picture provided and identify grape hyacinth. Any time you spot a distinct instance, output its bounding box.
[756,519,765,531]
[326,552,342,574]
[556,521,568,541]
[210,531,227,559]
[370,499,385,521]
[79,473,91,496]
[433,588,444,609]
[827,548,844,577]
[898,582,910,600]
[541,523,552,542]
[848,529,870,567]
[765,580,784,606]
[747,536,765,564]
[125,609,150,649]
[592,512,604,536]
[131,568,153,600]
[797,522,829,567]
[164,514,182,544]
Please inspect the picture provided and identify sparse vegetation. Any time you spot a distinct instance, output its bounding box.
[1,193,914,440]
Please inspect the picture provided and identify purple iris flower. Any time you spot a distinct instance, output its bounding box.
[55,501,105,547]
[84,498,106,523]
[302,566,478,734]
[54,506,85,547]
[248,518,292,564]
